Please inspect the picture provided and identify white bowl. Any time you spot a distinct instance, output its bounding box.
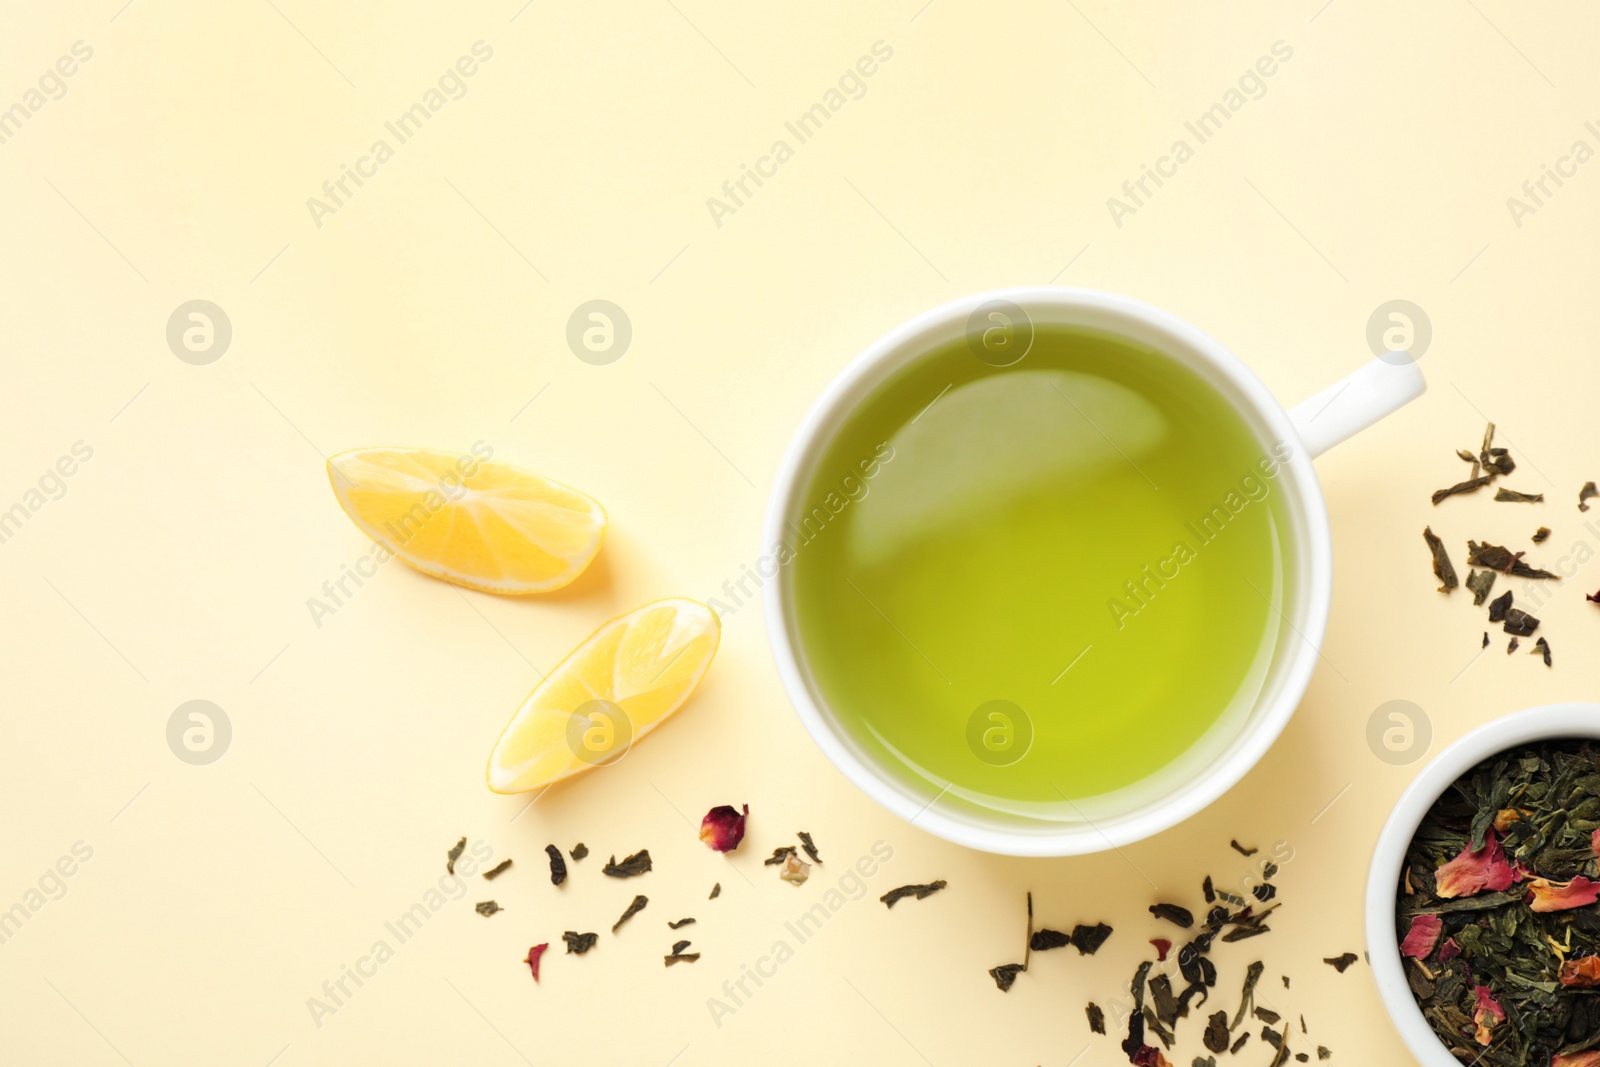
[1365,702,1600,1065]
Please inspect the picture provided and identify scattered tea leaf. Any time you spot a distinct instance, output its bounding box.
[1087,1002,1106,1034]
[708,882,721,899]
[1494,487,1544,503]
[562,931,598,955]
[1506,636,1519,654]
[483,859,512,880]
[1482,631,1489,649]
[1031,928,1072,952]
[1433,476,1493,505]
[475,900,502,917]
[603,850,652,878]
[1255,1007,1282,1025]
[1231,840,1258,857]
[1204,1010,1230,1052]
[668,917,696,929]
[1467,540,1557,578]
[1423,527,1459,592]
[1231,961,1265,1029]
[1149,903,1195,928]
[763,846,796,866]
[797,830,822,865]
[1533,636,1552,666]
[1323,953,1358,973]
[1582,481,1599,511]
[988,963,1024,992]
[1466,568,1496,606]
[698,803,748,852]
[545,844,567,885]
[1023,891,1033,970]
[446,836,466,875]
[523,942,548,981]
[1479,424,1515,476]
[1502,607,1540,636]
[1230,1032,1250,1054]
[1533,526,1551,543]
[664,939,700,966]
[880,881,947,908]
[611,894,648,934]
[1487,590,1513,622]
[1202,875,1215,903]
[570,842,588,861]
[1071,922,1114,955]
[1252,884,1277,903]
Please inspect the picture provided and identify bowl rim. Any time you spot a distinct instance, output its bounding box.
[1365,701,1600,1066]
[761,285,1334,856]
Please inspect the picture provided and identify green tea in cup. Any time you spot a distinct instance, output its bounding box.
[784,323,1294,820]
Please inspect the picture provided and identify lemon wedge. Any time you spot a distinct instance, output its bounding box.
[487,599,720,793]
[327,447,605,594]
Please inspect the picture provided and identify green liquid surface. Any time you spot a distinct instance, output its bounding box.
[788,326,1290,817]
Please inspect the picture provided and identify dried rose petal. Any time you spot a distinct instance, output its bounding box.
[1149,938,1171,962]
[1591,828,1600,860]
[1555,1051,1600,1067]
[778,851,811,885]
[1131,1046,1172,1067]
[698,803,749,852]
[1439,938,1461,964]
[1473,986,1505,1046]
[524,942,549,981]
[1401,914,1443,959]
[1434,830,1516,898]
[1527,875,1600,913]
[1561,956,1600,988]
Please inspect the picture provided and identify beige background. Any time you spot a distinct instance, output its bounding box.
[2,1,1597,1064]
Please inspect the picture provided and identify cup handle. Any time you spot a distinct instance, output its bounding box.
[1286,357,1426,460]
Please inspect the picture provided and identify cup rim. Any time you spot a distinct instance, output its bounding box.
[761,285,1334,856]
[1364,702,1600,1066]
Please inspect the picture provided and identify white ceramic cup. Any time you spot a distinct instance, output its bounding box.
[764,287,1425,856]
[1367,703,1600,1066]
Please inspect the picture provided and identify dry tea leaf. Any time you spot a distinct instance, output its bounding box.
[1323,953,1358,973]
[1149,903,1195,928]
[1465,568,1496,606]
[1533,526,1551,543]
[1467,540,1557,578]
[475,900,502,917]
[763,846,796,866]
[1424,529,1459,592]
[603,850,652,878]
[483,859,512,880]
[668,917,695,929]
[446,837,466,875]
[1494,488,1543,503]
[1087,1002,1106,1034]
[611,894,648,934]
[797,831,822,864]
[562,931,598,955]
[1582,481,1599,511]
[545,844,567,885]
[880,881,947,908]
[569,843,588,861]
[1433,476,1493,504]
[988,963,1024,991]
[1502,608,1540,637]
[1533,636,1552,666]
